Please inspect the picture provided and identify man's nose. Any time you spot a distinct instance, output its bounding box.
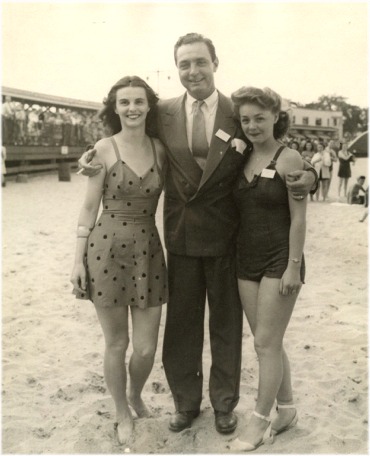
[189,63,199,75]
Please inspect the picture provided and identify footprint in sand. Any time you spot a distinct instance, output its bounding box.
[151,381,169,394]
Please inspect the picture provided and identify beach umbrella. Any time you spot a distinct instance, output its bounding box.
[348,131,368,157]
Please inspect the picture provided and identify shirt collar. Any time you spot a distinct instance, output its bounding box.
[186,89,218,112]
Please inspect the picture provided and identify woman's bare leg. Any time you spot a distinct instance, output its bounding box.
[94,305,133,444]
[128,306,162,417]
[238,277,299,446]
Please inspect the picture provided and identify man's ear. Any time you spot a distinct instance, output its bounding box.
[213,57,219,72]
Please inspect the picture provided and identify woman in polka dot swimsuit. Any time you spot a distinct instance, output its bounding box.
[70,76,167,445]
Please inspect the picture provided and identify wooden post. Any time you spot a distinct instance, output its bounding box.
[58,161,71,181]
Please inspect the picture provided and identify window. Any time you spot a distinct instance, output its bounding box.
[333,118,337,126]
[302,117,309,125]
[315,118,322,126]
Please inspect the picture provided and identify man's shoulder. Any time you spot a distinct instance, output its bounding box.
[217,91,233,115]
[158,95,185,113]
[217,91,232,102]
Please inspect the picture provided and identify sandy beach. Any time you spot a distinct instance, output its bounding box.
[2,159,368,454]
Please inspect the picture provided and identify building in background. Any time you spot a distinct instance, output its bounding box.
[288,105,343,142]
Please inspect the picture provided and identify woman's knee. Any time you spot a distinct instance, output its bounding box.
[254,332,282,357]
[132,339,157,360]
[105,334,130,354]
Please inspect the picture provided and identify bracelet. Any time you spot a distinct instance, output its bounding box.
[77,225,92,238]
[289,258,301,264]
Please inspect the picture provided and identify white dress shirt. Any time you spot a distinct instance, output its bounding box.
[185,90,218,152]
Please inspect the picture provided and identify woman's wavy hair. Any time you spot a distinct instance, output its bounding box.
[231,86,290,140]
[99,76,159,137]
[303,141,314,151]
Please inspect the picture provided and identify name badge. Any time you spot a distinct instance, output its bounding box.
[261,168,276,179]
[215,129,231,142]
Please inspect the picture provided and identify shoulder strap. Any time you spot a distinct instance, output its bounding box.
[110,137,121,162]
[270,146,285,167]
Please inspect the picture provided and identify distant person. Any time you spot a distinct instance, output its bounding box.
[301,141,315,201]
[312,143,331,201]
[301,141,315,163]
[2,145,7,187]
[359,188,368,222]
[54,110,64,146]
[289,140,299,151]
[62,109,73,146]
[14,102,27,145]
[337,142,355,197]
[70,76,168,446]
[27,107,40,145]
[326,140,338,193]
[2,95,16,145]
[347,176,366,205]
[229,86,306,451]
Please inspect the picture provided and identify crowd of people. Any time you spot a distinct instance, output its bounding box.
[1,96,104,147]
[282,136,363,202]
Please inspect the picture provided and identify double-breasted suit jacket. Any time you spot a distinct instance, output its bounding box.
[157,91,246,413]
[157,91,247,257]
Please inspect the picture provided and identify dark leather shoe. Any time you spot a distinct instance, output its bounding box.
[215,410,238,434]
[169,410,200,432]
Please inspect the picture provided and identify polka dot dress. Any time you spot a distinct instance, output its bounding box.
[83,136,167,308]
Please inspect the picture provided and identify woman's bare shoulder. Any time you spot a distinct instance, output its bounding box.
[94,137,113,156]
[278,146,304,173]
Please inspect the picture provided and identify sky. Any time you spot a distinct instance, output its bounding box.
[1,1,369,109]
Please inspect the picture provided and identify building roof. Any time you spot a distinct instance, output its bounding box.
[2,86,102,111]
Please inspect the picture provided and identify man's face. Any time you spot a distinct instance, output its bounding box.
[175,42,218,100]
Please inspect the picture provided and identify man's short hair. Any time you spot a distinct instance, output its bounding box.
[174,33,217,64]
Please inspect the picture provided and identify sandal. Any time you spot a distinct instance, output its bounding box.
[228,411,273,452]
[271,404,298,436]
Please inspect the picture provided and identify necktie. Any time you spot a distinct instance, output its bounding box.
[192,100,208,169]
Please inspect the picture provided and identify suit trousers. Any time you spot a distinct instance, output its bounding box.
[162,252,243,413]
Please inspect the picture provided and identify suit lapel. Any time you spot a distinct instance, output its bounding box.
[161,95,203,186]
[197,93,237,191]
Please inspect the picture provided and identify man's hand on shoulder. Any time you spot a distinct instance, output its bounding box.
[286,169,316,200]
[77,146,103,177]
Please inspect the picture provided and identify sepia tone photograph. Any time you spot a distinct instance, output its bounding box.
[2,2,368,454]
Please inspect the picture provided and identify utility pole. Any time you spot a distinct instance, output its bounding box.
[146,69,172,95]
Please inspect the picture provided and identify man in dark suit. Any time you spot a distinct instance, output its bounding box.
[158,33,245,435]
[77,32,317,434]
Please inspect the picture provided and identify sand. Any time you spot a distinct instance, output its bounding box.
[1,159,368,454]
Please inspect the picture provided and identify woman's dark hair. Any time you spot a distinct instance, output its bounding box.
[303,141,313,151]
[231,86,290,140]
[174,33,217,64]
[290,140,300,150]
[99,75,159,136]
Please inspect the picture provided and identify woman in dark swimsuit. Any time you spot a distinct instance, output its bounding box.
[229,87,307,452]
